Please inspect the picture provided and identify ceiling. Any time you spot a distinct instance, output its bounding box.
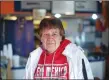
[1,1,102,19]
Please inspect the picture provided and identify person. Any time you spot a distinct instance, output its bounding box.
[25,17,93,79]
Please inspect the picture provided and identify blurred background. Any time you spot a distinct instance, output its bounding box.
[0,0,109,80]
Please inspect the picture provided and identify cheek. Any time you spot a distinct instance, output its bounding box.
[56,36,62,45]
[41,36,62,44]
[41,37,46,46]
[58,36,62,42]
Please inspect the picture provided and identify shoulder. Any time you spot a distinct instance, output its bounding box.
[63,43,84,58]
[26,47,43,65]
[30,47,43,57]
[66,43,84,53]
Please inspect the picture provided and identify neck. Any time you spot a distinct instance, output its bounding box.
[47,50,55,54]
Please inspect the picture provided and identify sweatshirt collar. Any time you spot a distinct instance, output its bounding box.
[62,42,78,59]
[31,39,77,60]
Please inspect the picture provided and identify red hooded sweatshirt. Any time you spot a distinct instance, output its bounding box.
[34,39,71,79]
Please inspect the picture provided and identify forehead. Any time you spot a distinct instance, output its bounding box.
[42,28,60,33]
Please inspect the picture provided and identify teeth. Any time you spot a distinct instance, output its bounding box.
[47,43,53,45]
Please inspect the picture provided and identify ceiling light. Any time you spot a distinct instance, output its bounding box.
[45,16,51,18]
[33,20,41,25]
[25,16,33,20]
[4,15,17,20]
[65,12,74,15]
[92,14,98,20]
[54,14,61,18]
[11,16,17,20]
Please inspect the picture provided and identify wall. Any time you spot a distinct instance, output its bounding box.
[102,28,109,47]
[62,18,80,42]
[62,18,105,79]
[90,61,105,79]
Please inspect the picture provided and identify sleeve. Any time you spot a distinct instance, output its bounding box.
[76,47,94,79]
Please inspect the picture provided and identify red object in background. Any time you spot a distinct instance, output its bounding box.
[102,1,109,28]
[96,18,106,32]
[0,1,31,15]
[94,46,101,52]
[0,1,14,14]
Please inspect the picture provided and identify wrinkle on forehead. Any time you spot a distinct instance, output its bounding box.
[42,28,59,34]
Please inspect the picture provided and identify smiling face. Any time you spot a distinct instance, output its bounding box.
[41,28,62,53]
[39,18,65,53]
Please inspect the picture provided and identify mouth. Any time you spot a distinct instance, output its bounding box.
[47,43,54,45]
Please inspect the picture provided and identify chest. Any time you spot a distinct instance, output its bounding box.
[34,53,69,79]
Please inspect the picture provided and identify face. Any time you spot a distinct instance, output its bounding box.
[41,28,62,53]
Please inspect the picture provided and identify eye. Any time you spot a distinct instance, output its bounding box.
[43,34,48,37]
[53,33,58,36]
[53,33,56,35]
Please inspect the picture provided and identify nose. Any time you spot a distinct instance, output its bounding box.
[47,34,54,39]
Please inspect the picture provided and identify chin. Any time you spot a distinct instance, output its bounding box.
[47,48,56,53]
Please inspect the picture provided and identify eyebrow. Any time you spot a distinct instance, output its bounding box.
[53,31,59,34]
